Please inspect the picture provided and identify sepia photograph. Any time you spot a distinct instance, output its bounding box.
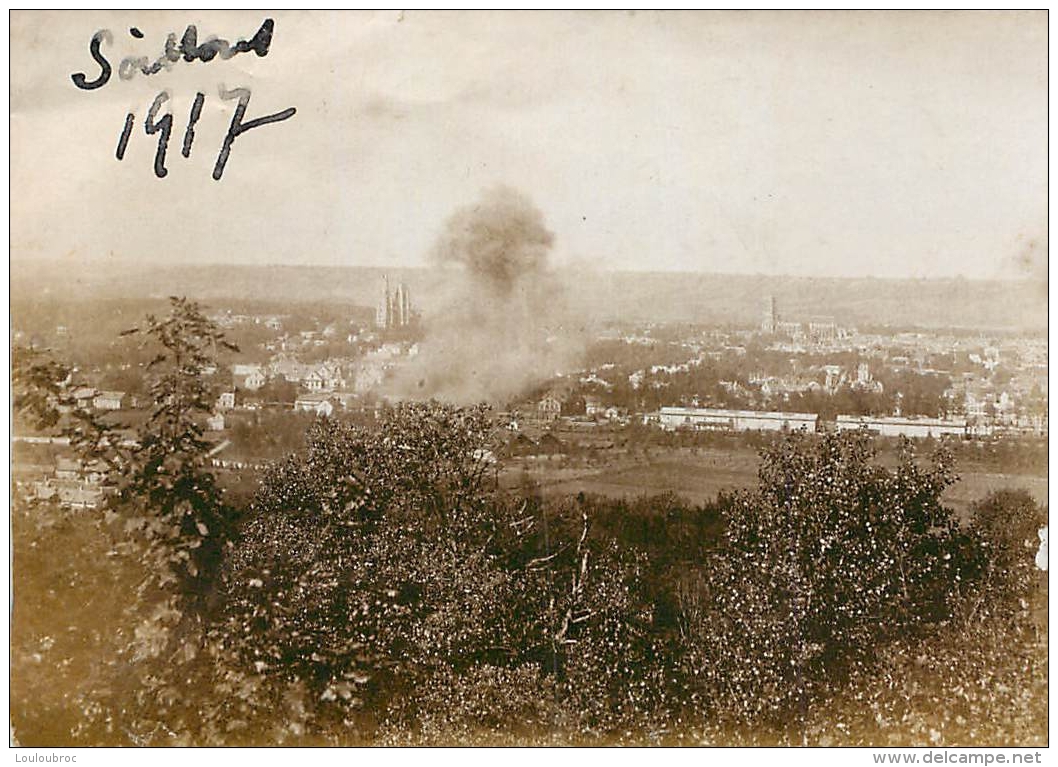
[7,9,1049,752]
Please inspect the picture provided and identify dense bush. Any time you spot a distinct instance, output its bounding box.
[200,407,665,744]
[970,489,1046,606]
[680,433,986,725]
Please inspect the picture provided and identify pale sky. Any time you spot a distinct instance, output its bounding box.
[9,10,1047,279]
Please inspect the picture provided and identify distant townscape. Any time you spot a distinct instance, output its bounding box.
[10,262,1047,748]
[11,8,1046,749]
[12,278,1047,512]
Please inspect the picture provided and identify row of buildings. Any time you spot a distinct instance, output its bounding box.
[63,387,128,412]
[32,457,109,510]
[648,406,973,439]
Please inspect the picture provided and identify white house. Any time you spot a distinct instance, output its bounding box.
[303,369,327,392]
[233,364,266,391]
[302,362,346,392]
[93,391,125,410]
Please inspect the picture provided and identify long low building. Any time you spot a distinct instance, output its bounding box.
[656,407,818,432]
[835,415,967,439]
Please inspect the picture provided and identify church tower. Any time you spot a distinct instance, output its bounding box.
[376,274,392,329]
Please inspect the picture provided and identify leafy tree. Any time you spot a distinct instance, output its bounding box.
[15,297,240,606]
[206,405,504,741]
[12,344,71,430]
[968,490,1046,612]
[205,404,665,744]
[13,298,240,744]
[682,431,977,726]
[112,296,240,607]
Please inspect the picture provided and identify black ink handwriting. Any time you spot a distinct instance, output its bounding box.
[71,19,274,90]
[70,30,113,90]
[114,88,296,180]
[214,87,297,181]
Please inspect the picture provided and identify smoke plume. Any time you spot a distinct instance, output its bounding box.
[391,186,584,405]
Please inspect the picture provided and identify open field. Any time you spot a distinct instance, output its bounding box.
[17,436,1048,520]
[503,446,1048,518]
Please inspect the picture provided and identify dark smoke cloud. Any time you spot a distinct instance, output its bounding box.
[391,186,584,405]
[430,186,555,292]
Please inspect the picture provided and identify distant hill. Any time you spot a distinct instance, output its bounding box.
[575,270,1047,333]
[11,258,1046,333]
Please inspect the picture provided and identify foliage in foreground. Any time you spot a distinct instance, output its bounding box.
[10,302,1047,745]
[682,434,983,725]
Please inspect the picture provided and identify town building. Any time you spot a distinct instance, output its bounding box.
[537,394,562,422]
[34,457,108,510]
[835,415,967,439]
[92,391,126,410]
[807,317,838,344]
[71,387,97,410]
[269,356,307,383]
[233,364,267,391]
[823,365,845,394]
[655,407,818,432]
[776,320,805,339]
[302,362,346,392]
[35,481,103,510]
